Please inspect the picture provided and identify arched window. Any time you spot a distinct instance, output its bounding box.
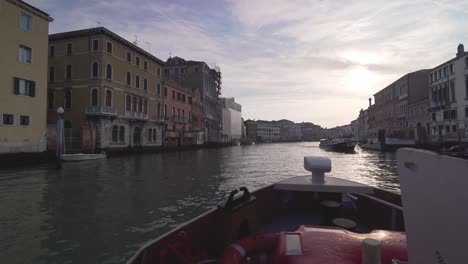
[164,104,167,117]
[91,89,98,106]
[49,66,55,81]
[65,90,72,109]
[143,78,148,91]
[66,65,72,80]
[92,62,99,78]
[157,103,161,117]
[126,72,131,86]
[106,64,112,79]
[119,126,125,143]
[143,99,147,114]
[126,95,131,111]
[135,75,140,88]
[152,128,157,142]
[105,89,112,107]
[148,128,152,142]
[112,125,118,142]
[138,98,142,112]
[132,97,137,112]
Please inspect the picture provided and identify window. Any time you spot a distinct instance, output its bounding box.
[136,56,140,66]
[465,107,468,118]
[65,91,72,109]
[126,95,131,111]
[164,104,167,117]
[138,98,143,112]
[466,76,468,98]
[157,84,161,96]
[92,39,99,51]
[106,41,113,53]
[66,65,72,80]
[105,90,112,107]
[48,92,54,109]
[152,128,156,142]
[14,77,35,97]
[92,62,99,78]
[20,12,32,31]
[164,87,167,97]
[49,46,55,57]
[164,69,169,75]
[177,92,181,101]
[144,61,148,70]
[172,106,175,116]
[106,64,112,79]
[135,75,140,88]
[148,129,152,142]
[112,125,118,143]
[189,97,192,104]
[66,43,72,55]
[445,125,450,133]
[449,64,454,74]
[451,110,457,119]
[452,125,457,132]
[443,67,447,77]
[181,68,185,74]
[157,68,161,76]
[182,110,185,118]
[195,67,199,73]
[126,72,131,86]
[465,57,468,67]
[178,108,180,117]
[182,94,186,103]
[143,100,147,114]
[119,126,125,143]
[18,45,32,64]
[19,115,30,126]
[157,103,161,117]
[2,114,14,125]
[143,78,148,91]
[49,66,55,81]
[450,80,455,102]
[172,90,175,99]
[132,97,137,112]
[175,68,179,74]
[91,89,98,106]
[126,52,132,63]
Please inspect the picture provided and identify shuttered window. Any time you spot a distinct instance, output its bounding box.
[14,77,35,97]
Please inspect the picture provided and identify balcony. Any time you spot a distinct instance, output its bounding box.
[183,132,194,138]
[165,131,179,138]
[172,115,179,123]
[85,105,117,117]
[154,115,165,123]
[125,111,148,120]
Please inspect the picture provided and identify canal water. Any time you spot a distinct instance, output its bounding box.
[0,142,399,264]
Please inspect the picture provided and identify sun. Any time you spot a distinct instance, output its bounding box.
[345,66,376,93]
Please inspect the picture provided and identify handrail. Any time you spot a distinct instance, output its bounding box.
[351,193,403,211]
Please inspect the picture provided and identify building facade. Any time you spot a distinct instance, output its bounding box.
[191,87,205,145]
[0,0,53,153]
[220,97,242,142]
[244,119,257,142]
[163,81,194,147]
[273,119,302,141]
[47,27,164,151]
[164,56,222,144]
[301,122,323,141]
[428,44,468,142]
[256,121,280,142]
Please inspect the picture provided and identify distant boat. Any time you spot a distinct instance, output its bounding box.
[61,153,106,162]
[319,138,357,153]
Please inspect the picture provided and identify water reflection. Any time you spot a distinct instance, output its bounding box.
[0,142,399,264]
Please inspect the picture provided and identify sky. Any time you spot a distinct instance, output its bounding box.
[35,0,468,127]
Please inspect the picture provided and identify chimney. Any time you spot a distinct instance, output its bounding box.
[369,98,372,107]
[457,44,465,57]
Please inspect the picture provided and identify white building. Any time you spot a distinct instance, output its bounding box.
[428,44,468,141]
[256,121,280,142]
[221,97,242,141]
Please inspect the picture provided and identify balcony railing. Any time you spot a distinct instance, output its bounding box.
[183,132,194,138]
[172,115,179,123]
[125,111,148,120]
[155,115,165,123]
[85,105,117,116]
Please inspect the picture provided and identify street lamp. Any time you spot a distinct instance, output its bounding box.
[56,107,64,169]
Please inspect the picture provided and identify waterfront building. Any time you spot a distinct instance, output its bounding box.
[273,119,302,141]
[241,118,246,141]
[163,80,194,147]
[244,119,257,142]
[0,0,53,154]
[256,121,280,142]
[301,122,323,141]
[164,56,222,144]
[47,27,165,152]
[428,44,468,142]
[367,70,429,143]
[191,87,205,145]
[220,97,242,142]
[356,108,369,141]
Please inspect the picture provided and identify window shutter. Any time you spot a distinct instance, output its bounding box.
[29,81,36,97]
[14,78,19,94]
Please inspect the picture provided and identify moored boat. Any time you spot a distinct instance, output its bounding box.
[319,138,357,153]
[61,153,106,162]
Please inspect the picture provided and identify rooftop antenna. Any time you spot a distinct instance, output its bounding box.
[145,42,151,52]
[133,35,138,46]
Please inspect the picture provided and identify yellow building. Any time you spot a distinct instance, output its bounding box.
[0,0,53,153]
[48,27,165,151]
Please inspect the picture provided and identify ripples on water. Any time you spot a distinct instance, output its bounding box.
[0,142,398,264]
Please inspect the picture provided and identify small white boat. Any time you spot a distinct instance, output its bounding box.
[61,153,106,162]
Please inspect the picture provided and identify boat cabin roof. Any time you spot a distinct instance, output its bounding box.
[274,176,374,194]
